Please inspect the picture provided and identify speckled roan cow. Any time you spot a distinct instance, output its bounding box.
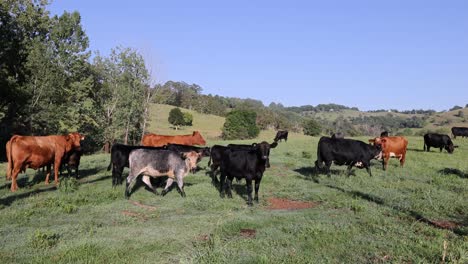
[125,149,201,198]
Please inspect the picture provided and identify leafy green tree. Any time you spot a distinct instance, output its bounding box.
[183,112,193,126]
[222,110,259,140]
[303,119,322,136]
[168,108,185,129]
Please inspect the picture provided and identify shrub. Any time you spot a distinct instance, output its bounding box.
[221,110,259,140]
[303,119,321,136]
[168,108,185,128]
[183,112,193,126]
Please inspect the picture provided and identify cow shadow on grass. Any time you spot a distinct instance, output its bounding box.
[0,186,57,207]
[294,166,343,183]
[439,168,467,179]
[26,167,102,187]
[324,184,467,235]
[407,148,426,153]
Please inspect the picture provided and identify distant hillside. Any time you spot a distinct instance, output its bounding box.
[146,104,225,140]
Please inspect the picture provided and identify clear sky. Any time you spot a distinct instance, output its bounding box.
[49,0,468,111]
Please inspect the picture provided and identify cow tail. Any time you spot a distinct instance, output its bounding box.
[315,139,323,169]
[208,149,212,167]
[8,136,16,179]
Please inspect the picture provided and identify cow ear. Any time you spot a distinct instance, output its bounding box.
[270,142,278,148]
[368,139,375,144]
[180,152,188,159]
[251,143,257,147]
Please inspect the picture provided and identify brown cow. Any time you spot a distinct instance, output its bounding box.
[369,136,408,170]
[6,132,84,192]
[141,131,206,147]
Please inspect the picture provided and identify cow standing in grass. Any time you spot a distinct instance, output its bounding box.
[219,141,277,206]
[423,133,457,154]
[369,136,408,170]
[315,137,382,176]
[125,149,201,198]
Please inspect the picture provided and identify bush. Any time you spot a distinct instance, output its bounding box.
[303,119,321,136]
[183,112,193,126]
[222,110,259,140]
[169,108,193,128]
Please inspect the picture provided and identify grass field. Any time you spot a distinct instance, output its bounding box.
[0,131,467,263]
[146,104,225,140]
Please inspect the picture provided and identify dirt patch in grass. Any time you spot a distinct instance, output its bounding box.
[240,229,256,238]
[131,201,157,211]
[196,234,210,241]
[430,220,461,230]
[121,210,148,221]
[266,197,320,210]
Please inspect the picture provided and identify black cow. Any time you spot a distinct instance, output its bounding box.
[452,127,468,139]
[380,131,389,137]
[331,132,344,139]
[423,133,457,153]
[125,149,201,198]
[208,145,229,182]
[219,141,277,206]
[315,137,382,176]
[274,130,289,142]
[107,144,166,186]
[60,149,82,178]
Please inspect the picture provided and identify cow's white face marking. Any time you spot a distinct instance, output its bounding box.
[355,161,364,167]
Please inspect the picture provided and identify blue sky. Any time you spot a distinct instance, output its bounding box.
[50,0,468,111]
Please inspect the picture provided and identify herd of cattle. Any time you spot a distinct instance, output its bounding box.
[3,126,467,206]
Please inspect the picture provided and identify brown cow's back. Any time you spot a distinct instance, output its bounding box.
[142,131,206,147]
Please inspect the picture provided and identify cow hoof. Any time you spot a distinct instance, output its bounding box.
[180,192,186,198]
[220,193,225,198]
[247,202,253,206]
[161,190,168,196]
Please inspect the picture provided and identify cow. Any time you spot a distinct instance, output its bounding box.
[6,132,84,192]
[125,149,201,198]
[315,137,382,177]
[219,141,277,206]
[60,149,82,178]
[331,132,344,139]
[380,131,389,137]
[107,144,166,186]
[274,130,289,142]
[369,136,408,170]
[207,145,229,183]
[165,144,211,157]
[423,133,457,154]
[452,127,468,139]
[141,131,206,147]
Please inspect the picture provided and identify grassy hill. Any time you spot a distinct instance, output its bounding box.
[0,135,466,263]
[146,104,225,140]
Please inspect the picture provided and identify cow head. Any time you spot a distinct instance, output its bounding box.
[182,151,202,173]
[192,131,206,146]
[445,143,455,154]
[253,141,277,167]
[369,142,383,160]
[66,132,85,150]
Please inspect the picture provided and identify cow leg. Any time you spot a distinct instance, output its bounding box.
[439,147,443,152]
[161,178,174,196]
[176,174,186,198]
[399,154,406,167]
[44,164,51,184]
[52,157,61,186]
[125,175,138,199]
[254,177,262,203]
[383,157,389,171]
[325,161,332,177]
[10,167,22,192]
[246,178,253,206]
[75,166,79,179]
[346,165,353,176]
[365,165,372,177]
[210,164,219,184]
[220,171,226,198]
[226,176,233,199]
[426,146,430,152]
[142,175,158,195]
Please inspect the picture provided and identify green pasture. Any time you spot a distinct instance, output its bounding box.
[0,132,467,263]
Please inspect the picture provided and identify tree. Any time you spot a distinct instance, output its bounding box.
[222,110,259,140]
[183,112,193,126]
[303,119,322,136]
[168,108,185,129]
